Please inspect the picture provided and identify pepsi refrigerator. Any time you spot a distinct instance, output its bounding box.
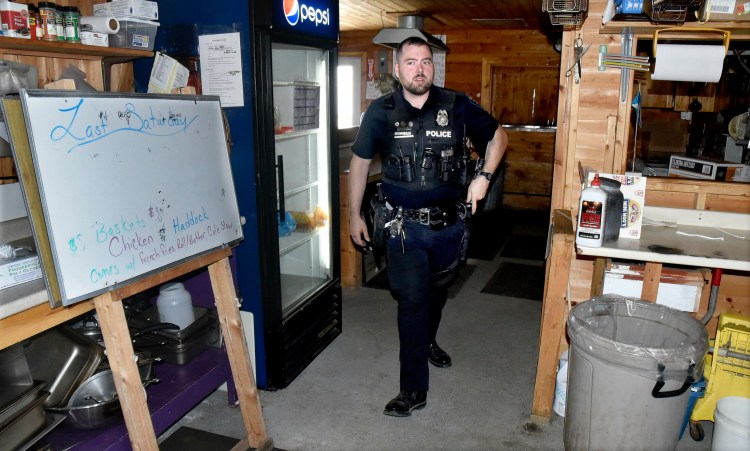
[249,0,341,389]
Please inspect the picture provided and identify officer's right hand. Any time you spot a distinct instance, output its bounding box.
[350,213,370,247]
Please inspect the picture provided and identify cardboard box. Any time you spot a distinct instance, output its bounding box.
[0,1,30,39]
[705,0,750,21]
[93,0,158,20]
[668,155,747,181]
[603,262,707,312]
[80,31,109,47]
[587,172,647,239]
[0,237,42,290]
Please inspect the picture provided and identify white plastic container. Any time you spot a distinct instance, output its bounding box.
[713,396,750,451]
[109,18,159,51]
[576,173,607,247]
[553,349,569,417]
[156,282,195,330]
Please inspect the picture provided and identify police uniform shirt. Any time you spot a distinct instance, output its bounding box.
[352,86,499,209]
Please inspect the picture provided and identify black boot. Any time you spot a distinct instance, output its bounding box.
[428,342,452,368]
[383,391,427,417]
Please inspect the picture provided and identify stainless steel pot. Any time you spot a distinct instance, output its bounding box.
[48,397,122,430]
[49,375,158,429]
[68,355,161,408]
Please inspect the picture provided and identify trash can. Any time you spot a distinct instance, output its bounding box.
[564,294,708,451]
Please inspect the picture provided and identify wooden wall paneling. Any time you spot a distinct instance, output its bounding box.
[0,157,15,183]
[341,29,560,110]
[489,66,559,125]
[645,178,750,213]
[708,272,750,334]
[604,115,617,172]
[705,194,750,213]
[0,52,115,91]
[503,194,552,211]
[109,63,135,92]
[549,31,576,213]
[615,84,634,174]
[503,130,555,202]
[634,71,674,109]
[505,164,554,194]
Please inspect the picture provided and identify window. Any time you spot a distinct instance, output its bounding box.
[337,56,362,128]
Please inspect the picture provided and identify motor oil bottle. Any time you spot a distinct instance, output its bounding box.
[576,174,607,247]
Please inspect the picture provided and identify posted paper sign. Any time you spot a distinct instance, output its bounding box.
[587,173,647,239]
[147,52,189,94]
[198,32,244,107]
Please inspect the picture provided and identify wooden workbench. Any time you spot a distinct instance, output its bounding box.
[531,206,750,421]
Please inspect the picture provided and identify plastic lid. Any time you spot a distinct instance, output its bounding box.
[591,173,601,187]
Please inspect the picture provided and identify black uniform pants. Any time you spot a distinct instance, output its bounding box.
[385,220,464,392]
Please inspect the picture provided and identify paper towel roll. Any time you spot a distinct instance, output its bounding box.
[80,16,120,34]
[652,44,725,83]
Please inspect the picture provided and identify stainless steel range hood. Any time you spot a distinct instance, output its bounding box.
[372,15,448,52]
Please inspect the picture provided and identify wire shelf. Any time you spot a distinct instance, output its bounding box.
[542,0,588,13]
[644,0,704,23]
[548,11,586,26]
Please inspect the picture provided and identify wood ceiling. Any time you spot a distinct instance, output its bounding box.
[339,0,554,33]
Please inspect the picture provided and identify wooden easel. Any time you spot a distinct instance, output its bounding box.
[94,247,271,450]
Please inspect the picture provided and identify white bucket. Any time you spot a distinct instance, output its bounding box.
[553,349,569,417]
[712,396,750,451]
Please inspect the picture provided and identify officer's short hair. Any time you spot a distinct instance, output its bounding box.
[396,37,432,62]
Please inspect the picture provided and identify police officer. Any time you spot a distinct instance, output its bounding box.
[349,37,508,417]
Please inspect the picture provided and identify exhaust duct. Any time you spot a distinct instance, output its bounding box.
[372,15,447,52]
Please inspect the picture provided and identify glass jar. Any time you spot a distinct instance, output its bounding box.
[63,6,79,43]
[28,4,40,41]
[55,4,65,42]
[37,2,57,41]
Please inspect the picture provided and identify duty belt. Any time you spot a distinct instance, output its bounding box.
[400,204,470,229]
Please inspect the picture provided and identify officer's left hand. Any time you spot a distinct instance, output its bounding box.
[466,177,490,214]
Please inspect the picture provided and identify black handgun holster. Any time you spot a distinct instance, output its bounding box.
[369,196,392,248]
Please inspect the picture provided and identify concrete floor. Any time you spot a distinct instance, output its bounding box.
[159,210,715,450]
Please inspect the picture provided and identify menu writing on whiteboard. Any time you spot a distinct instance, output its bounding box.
[21,92,243,305]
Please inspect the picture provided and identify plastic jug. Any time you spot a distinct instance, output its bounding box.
[553,349,569,417]
[156,282,195,330]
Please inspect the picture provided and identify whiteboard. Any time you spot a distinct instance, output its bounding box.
[21,90,243,305]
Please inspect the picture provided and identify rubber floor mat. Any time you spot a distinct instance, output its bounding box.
[480,262,545,300]
[499,235,547,261]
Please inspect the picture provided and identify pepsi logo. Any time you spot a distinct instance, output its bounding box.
[283,0,330,27]
[284,0,299,26]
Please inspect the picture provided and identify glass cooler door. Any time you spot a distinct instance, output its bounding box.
[272,43,332,315]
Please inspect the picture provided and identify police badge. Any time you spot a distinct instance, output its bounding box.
[436,109,449,127]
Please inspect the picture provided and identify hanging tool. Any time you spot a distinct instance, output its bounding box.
[565,35,592,84]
